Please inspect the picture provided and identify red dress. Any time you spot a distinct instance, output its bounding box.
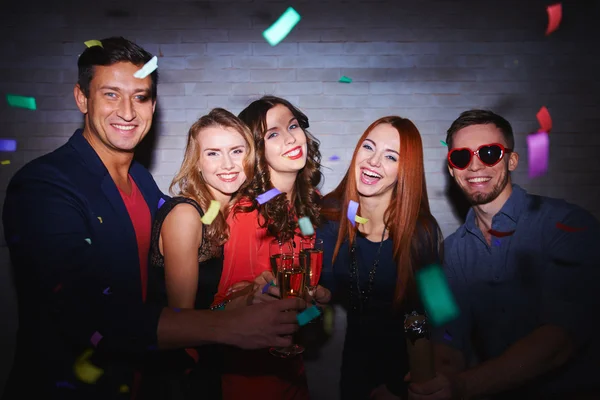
[214,199,309,400]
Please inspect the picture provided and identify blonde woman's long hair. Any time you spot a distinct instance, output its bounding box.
[170,108,256,246]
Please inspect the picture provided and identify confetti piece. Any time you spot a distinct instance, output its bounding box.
[443,330,453,341]
[545,3,562,36]
[536,106,552,133]
[440,140,447,147]
[119,385,130,393]
[493,239,502,246]
[328,155,340,161]
[347,200,359,228]
[262,7,301,46]
[102,287,111,295]
[90,331,103,348]
[556,222,588,232]
[84,238,91,244]
[56,381,76,389]
[1,160,11,165]
[527,131,549,178]
[133,56,158,79]
[261,282,271,294]
[6,94,36,110]
[0,139,17,152]
[97,216,102,224]
[173,307,181,312]
[200,200,220,225]
[84,40,103,48]
[297,305,322,326]
[158,198,166,209]
[354,215,368,224]
[339,75,352,83]
[185,348,199,363]
[256,188,282,204]
[488,229,515,237]
[298,216,315,236]
[416,264,460,327]
[74,349,104,384]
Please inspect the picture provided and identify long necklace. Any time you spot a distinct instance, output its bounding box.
[348,228,386,313]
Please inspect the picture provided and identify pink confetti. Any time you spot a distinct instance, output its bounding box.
[90,331,103,348]
[545,3,562,36]
[536,106,552,133]
[527,131,549,178]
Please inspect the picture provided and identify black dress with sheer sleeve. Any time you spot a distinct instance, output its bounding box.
[143,196,224,400]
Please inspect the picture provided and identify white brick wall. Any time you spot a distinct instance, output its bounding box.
[1,0,600,396]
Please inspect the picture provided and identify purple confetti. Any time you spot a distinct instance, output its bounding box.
[56,381,76,389]
[493,239,501,247]
[443,330,453,341]
[256,188,282,205]
[102,286,111,295]
[347,200,359,228]
[0,139,17,152]
[328,155,340,161]
[527,131,549,179]
[158,198,166,209]
[90,331,103,348]
[173,308,181,312]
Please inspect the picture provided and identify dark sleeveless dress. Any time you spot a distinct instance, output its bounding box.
[142,196,224,400]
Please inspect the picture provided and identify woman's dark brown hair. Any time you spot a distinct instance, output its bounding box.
[237,96,322,241]
[321,116,442,308]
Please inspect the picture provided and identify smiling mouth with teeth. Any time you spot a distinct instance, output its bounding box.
[283,148,301,158]
[467,177,491,183]
[362,170,382,179]
[112,124,136,131]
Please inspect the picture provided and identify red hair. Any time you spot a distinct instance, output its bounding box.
[321,116,442,308]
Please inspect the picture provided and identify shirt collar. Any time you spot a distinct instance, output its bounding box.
[461,184,527,237]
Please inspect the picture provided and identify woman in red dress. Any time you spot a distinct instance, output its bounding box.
[214,96,329,400]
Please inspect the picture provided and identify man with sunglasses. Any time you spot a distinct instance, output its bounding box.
[407,110,600,400]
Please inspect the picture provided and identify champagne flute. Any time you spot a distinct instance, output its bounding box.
[269,239,294,276]
[299,238,324,295]
[269,244,307,358]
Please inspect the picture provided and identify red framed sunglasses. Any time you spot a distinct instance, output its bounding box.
[448,143,512,170]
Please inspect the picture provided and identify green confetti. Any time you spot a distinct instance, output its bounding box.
[84,238,91,245]
[6,95,36,110]
[262,7,301,46]
[440,140,447,146]
[339,75,352,83]
[1,160,10,165]
[416,264,459,327]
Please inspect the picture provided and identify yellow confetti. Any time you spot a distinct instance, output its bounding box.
[1,160,10,165]
[84,40,103,48]
[119,384,130,393]
[201,200,221,225]
[354,215,369,224]
[97,216,103,224]
[73,349,104,384]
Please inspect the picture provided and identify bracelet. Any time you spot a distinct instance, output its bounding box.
[209,300,230,311]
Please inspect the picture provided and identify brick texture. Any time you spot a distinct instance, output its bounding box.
[1,0,600,397]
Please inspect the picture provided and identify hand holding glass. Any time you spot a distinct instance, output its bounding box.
[300,238,324,295]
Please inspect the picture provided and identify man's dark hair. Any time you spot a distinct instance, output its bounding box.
[446,109,514,149]
[77,37,158,100]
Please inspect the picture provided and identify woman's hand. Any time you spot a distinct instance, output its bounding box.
[224,271,280,310]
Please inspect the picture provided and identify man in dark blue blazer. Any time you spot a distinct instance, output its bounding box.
[2,37,304,400]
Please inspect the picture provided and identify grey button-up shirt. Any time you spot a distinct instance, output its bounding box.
[432,184,600,397]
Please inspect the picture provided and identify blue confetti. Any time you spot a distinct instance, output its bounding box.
[347,200,359,228]
[328,155,340,161]
[102,287,111,295]
[256,188,282,205]
[0,139,17,152]
[158,198,166,209]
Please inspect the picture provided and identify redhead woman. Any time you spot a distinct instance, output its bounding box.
[214,96,331,400]
[318,116,443,399]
